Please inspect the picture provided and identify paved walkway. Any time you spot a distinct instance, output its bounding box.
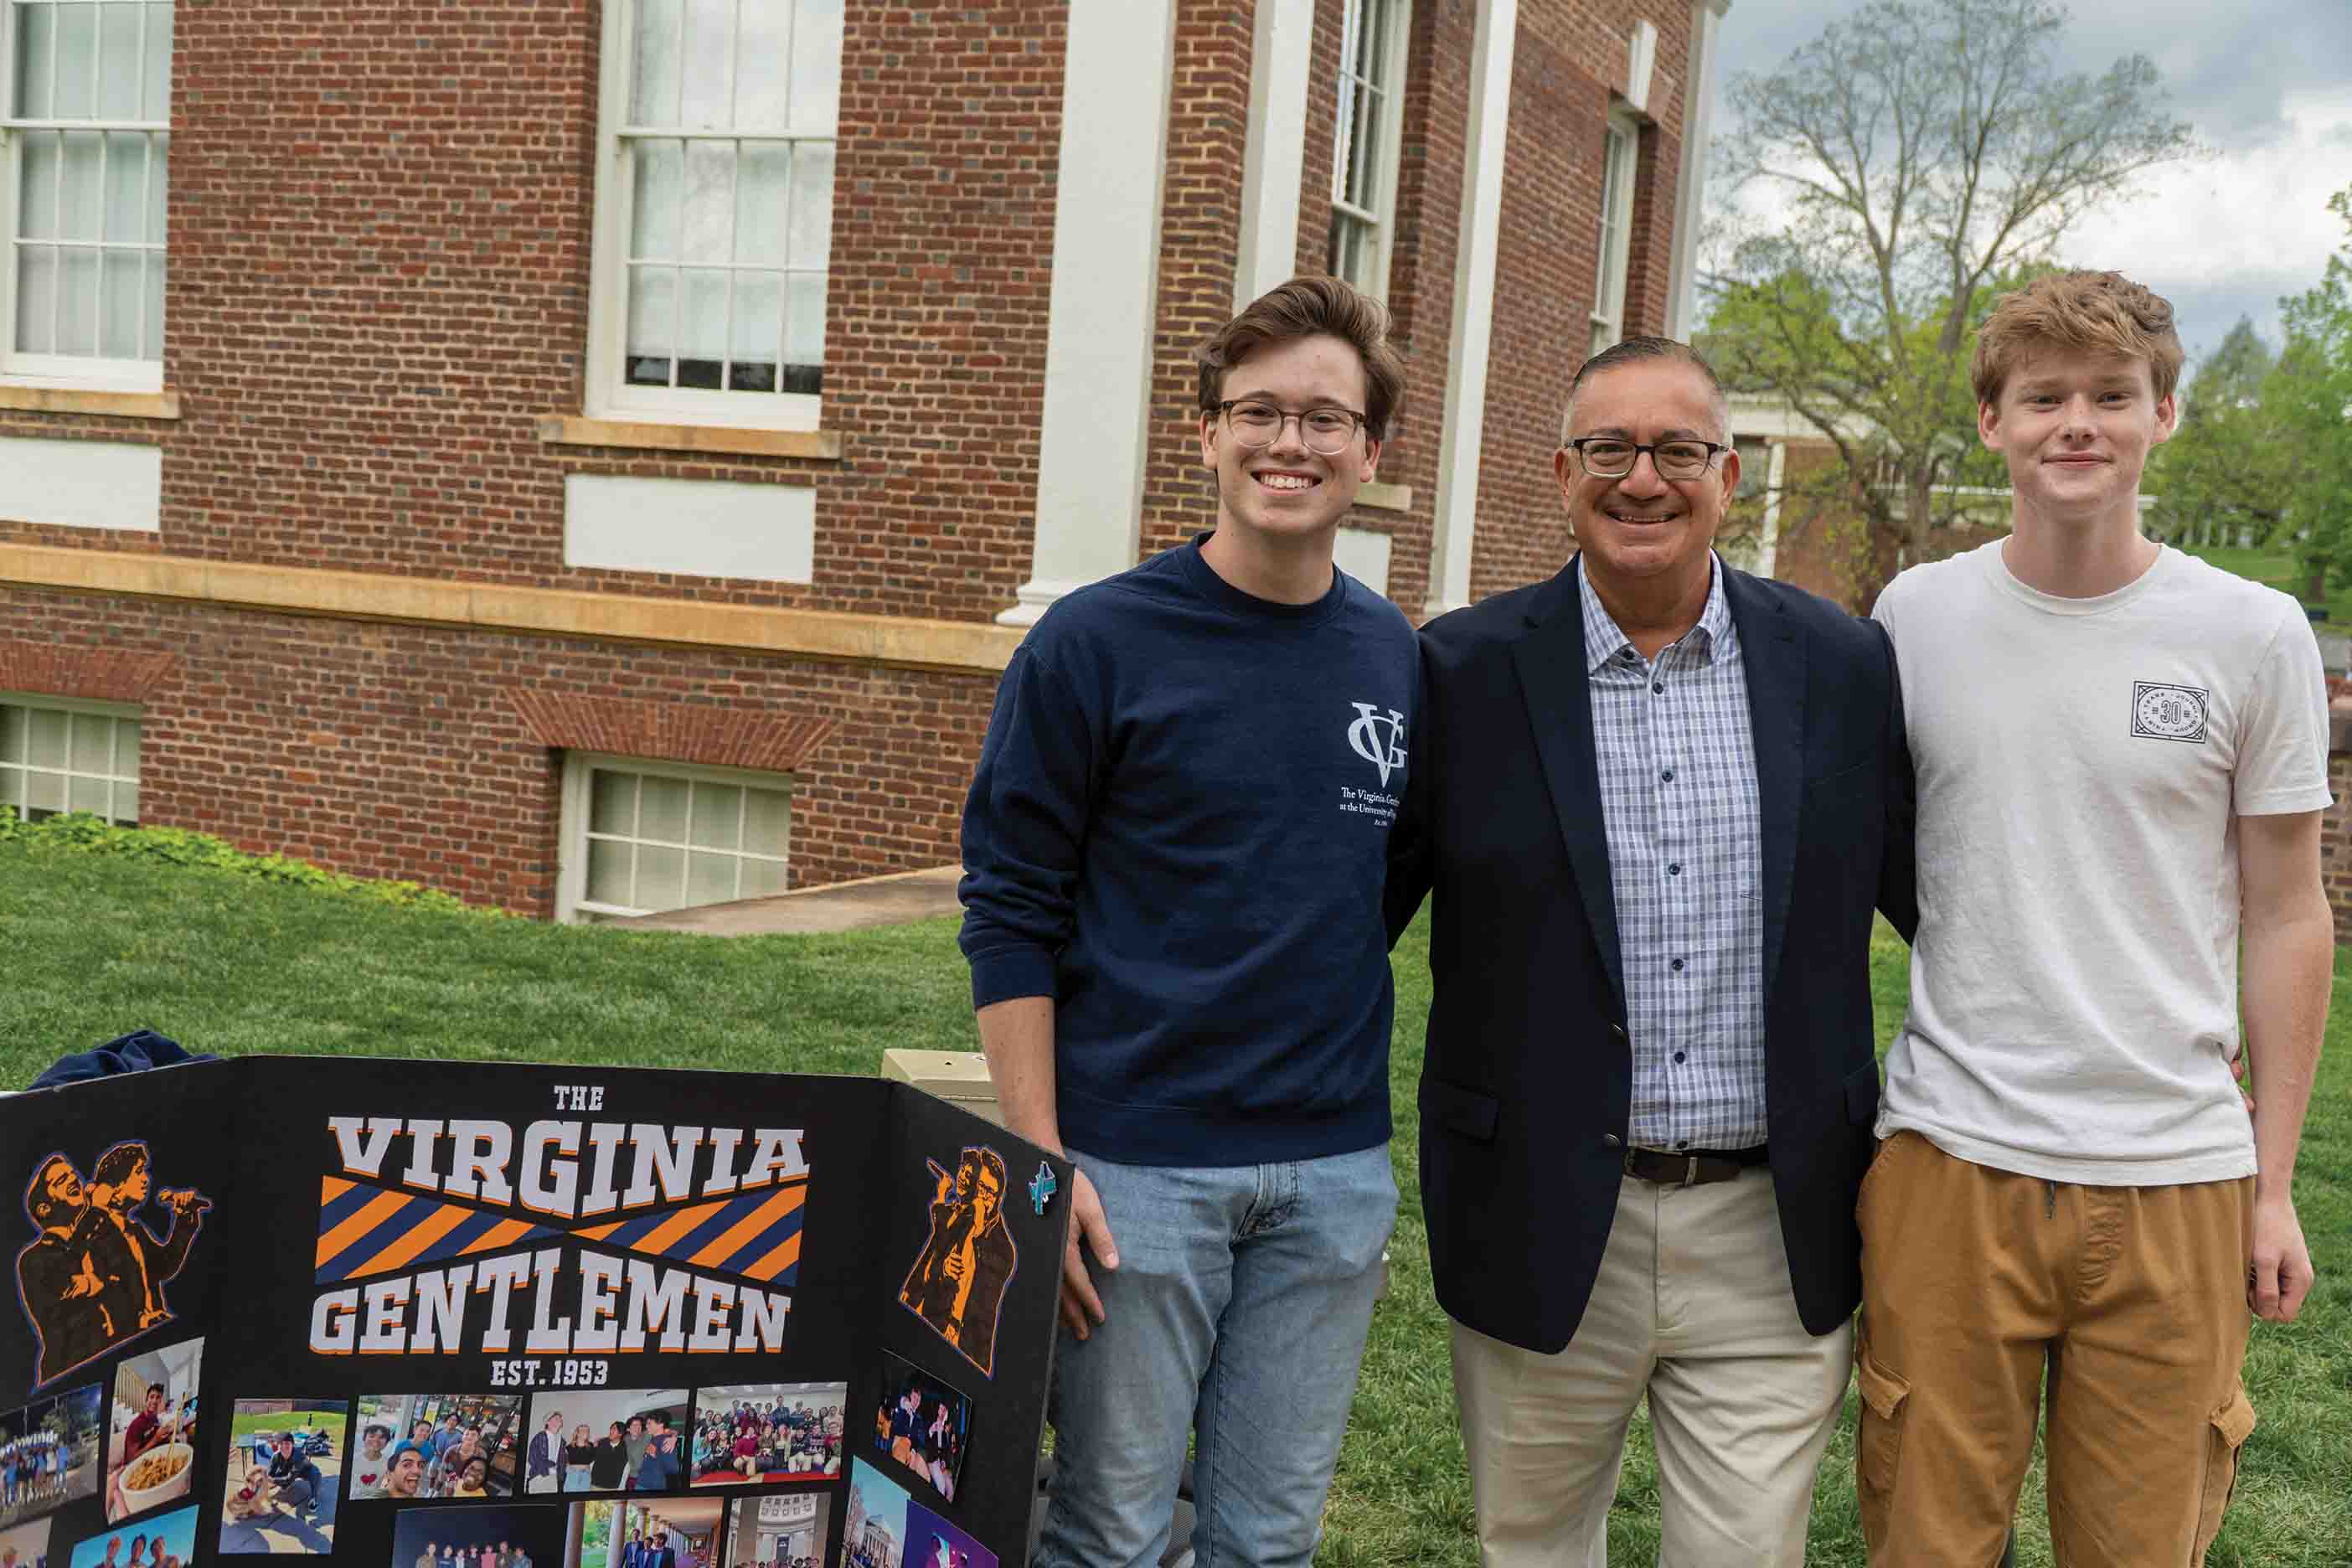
[623,864,962,936]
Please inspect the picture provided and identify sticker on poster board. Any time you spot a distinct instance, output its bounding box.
[13,1143,214,1392]
[896,1148,1018,1380]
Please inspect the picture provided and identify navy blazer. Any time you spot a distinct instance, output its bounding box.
[1386,560,1916,1350]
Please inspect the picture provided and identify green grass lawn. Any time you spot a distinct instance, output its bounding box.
[2179,544,2349,627]
[3,843,2346,1564]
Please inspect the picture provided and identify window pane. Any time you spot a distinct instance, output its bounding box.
[626,264,676,384]
[70,713,110,773]
[1346,85,1381,210]
[100,250,140,356]
[631,0,682,125]
[115,781,138,824]
[0,709,22,763]
[56,246,98,355]
[1354,0,1385,81]
[682,139,732,263]
[637,843,686,906]
[17,1,55,118]
[58,131,103,240]
[22,132,60,239]
[639,775,689,843]
[629,140,683,263]
[784,271,824,381]
[146,134,168,245]
[787,142,832,268]
[790,0,843,136]
[26,770,64,816]
[33,709,70,770]
[52,1,95,117]
[98,3,142,119]
[740,855,787,899]
[689,784,741,849]
[735,141,788,264]
[590,769,637,835]
[104,132,145,242]
[729,271,780,391]
[585,838,634,906]
[15,246,57,353]
[743,787,790,854]
[143,3,171,120]
[686,850,736,906]
[70,775,111,817]
[734,0,788,132]
[679,0,730,132]
[678,266,726,388]
[119,718,141,772]
[142,253,162,359]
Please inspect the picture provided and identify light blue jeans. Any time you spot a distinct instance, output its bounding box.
[1034,1144,1397,1568]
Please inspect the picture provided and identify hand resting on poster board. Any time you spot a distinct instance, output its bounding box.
[973,994,1120,1339]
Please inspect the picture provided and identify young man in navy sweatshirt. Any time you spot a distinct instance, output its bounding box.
[959,276,1416,1568]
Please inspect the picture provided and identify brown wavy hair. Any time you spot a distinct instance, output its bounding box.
[1973,271,2185,407]
[1196,276,1406,441]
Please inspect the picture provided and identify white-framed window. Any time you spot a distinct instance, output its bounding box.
[585,0,843,432]
[1589,112,1638,358]
[1327,0,1408,302]
[0,694,140,823]
[558,752,793,922]
[0,0,170,391]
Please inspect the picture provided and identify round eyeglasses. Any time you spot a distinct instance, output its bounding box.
[1215,400,1368,456]
[1563,437,1730,481]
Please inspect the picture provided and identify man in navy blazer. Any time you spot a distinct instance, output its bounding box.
[1387,337,1914,1565]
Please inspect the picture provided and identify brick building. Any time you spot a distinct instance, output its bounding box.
[0,0,1729,918]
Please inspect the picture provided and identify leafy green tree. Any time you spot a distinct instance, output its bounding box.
[2277,187,2352,597]
[2145,318,2297,552]
[1701,0,2197,594]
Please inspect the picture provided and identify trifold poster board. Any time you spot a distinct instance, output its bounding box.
[0,1057,1071,1568]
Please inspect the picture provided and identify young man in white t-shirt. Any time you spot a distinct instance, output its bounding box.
[1860,271,2332,1563]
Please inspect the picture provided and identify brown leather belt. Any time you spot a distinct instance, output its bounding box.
[1623,1144,1770,1186]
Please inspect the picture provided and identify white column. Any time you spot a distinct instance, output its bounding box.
[1663,0,1730,338]
[1757,437,1785,578]
[998,0,1181,627]
[1425,0,1517,619]
[1235,0,1316,309]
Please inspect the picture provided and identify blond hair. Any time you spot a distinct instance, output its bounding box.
[1973,271,2184,407]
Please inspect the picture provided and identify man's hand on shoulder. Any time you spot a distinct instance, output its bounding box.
[2250,1194,2313,1323]
[1061,1168,1117,1339]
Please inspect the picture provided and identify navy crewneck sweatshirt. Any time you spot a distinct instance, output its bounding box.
[958,537,1418,1166]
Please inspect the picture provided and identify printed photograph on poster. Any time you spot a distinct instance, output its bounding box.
[2,1383,102,1527]
[13,1140,214,1391]
[843,1461,910,1568]
[901,1502,996,1568]
[348,1394,525,1501]
[390,1504,567,1568]
[104,1338,203,1523]
[689,1386,843,1487]
[896,1146,1017,1379]
[563,1495,723,1568]
[0,1516,51,1568]
[64,1500,197,1568]
[720,1491,831,1568]
[218,1397,344,1554]
[518,1391,689,1497]
[869,1353,968,1505]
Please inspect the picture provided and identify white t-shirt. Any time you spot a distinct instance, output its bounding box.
[1874,540,2332,1184]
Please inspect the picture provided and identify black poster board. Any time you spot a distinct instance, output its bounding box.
[0,1058,1070,1568]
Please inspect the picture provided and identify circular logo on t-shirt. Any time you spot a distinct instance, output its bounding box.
[2131,681,2210,743]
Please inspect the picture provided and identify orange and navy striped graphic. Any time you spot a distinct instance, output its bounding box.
[315,1177,807,1287]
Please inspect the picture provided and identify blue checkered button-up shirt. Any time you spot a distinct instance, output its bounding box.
[1579,555,1767,1151]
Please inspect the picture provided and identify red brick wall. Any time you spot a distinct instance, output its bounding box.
[0,586,996,915]
[2323,743,2352,943]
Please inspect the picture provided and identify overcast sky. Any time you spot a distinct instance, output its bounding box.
[1705,0,2352,366]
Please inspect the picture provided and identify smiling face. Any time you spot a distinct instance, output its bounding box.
[1554,358,1735,599]
[1980,347,2174,528]
[1199,332,1381,549]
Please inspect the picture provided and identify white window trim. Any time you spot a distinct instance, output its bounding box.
[0,689,142,823]
[1328,0,1410,304]
[0,0,168,394]
[556,750,796,923]
[1590,110,1638,356]
[584,0,826,435]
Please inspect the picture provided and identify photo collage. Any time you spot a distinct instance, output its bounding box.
[0,1375,105,1568]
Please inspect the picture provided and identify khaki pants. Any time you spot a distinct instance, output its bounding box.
[1855,1131,2257,1565]
[1451,1167,1851,1567]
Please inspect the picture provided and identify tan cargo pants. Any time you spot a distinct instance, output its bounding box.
[1854,1130,2257,1565]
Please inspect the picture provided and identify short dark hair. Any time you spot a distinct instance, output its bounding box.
[1196,276,1406,441]
[91,1142,149,1192]
[1560,336,1729,444]
[145,1384,165,1400]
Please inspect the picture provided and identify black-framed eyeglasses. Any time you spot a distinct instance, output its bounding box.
[1215,399,1369,456]
[1563,437,1731,480]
